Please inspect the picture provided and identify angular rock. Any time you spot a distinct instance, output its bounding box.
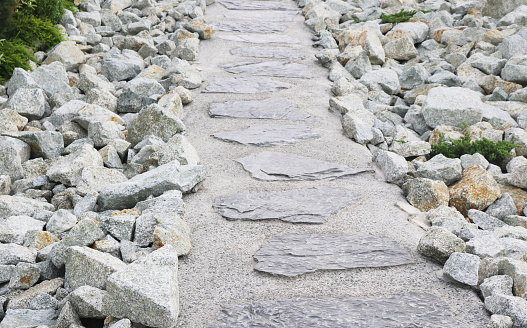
[481,275,514,299]
[214,187,360,224]
[101,52,145,82]
[5,88,49,120]
[374,150,408,183]
[460,153,489,171]
[254,233,413,276]
[126,104,185,146]
[7,278,64,309]
[70,285,107,318]
[3,131,64,159]
[449,165,502,216]
[502,55,527,84]
[65,246,127,290]
[104,245,179,327]
[487,194,518,220]
[208,98,311,120]
[416,154,462,185]
[421,87,483,128]
[384,36,418,61]
[117,78,165,113]
[0,309,58,328]
[204,77,292,94]
[213,124,320,146]
[46,210,77,234]
[443,252,480,286]
[100,213,136,241]
[98,161,204,210]
[485,294,527,327]
[402,178,449,212]
[417,226,466,264]
[236,151,371,181]
[0,215,45,244]
[0,195,54,218]
[8,262,39,289]
[468,210,506,230]
[220,61,314,79]
[47,144,103,185]
[43,41,85,71]
[31,62,72,97]
[487,314,513,328]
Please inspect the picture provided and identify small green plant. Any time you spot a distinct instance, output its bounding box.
[430,122,519,164]
[0,39,36,81]
[380,9,434,24]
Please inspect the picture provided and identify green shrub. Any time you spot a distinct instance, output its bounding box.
[0,0,18,34]
[380,9,434,24]
[0,39,36,81]
[18,0,77,24]
[430,123,518,164]
[7,14,65,50]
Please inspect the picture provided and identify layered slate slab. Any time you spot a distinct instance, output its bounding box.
[208,98,311,120]
[203,77,291,94]
[213,187,360,224]
[254,234,414,276]
[208,294,459,328]
[213,124,319,146]
[212,21,286,33]
[224,11,297,22]
[231,46,305,59]
[218,34,300,44]
[220,61,314,79]
[235,151,372,181]
[219,1,298,11]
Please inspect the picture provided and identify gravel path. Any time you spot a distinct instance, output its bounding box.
[178,1,489,326]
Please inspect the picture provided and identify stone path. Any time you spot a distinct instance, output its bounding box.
[178,1,489,327]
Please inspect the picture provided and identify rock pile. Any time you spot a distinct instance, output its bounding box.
[0,0,214,326]
[299,0,527,326]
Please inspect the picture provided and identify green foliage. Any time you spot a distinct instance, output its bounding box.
[0,39,36,81]
[18,0,77,24]
[380,9,434,24]
[7,14,65,50]
[0,0,18,34]
[430,122,519,164]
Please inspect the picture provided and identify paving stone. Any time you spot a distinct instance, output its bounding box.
[219,1,298,11]
[213,124,320,146]
[253,233,413,276]
[208,98,311,120]
[236,151,372,181]
[213,187,360,224]
[218,34,300,44]
[224,11,297,21]
[209,293,458,327]
[204,77,292,94]
[213,21,286,33]
[231,46,304,59]
[220,61,314,79]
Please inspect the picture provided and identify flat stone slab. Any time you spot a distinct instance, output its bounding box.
[220,61,314,79]
[212,21,286,33]
[203,77,291,94]
[231,46,305,59]
[213,186,360,224]
[236,151,372,181]
[218,34,300,44]
[219,1,298,11]
[254,234,414,276]
[208,98,311,120]
[208,293,459,328]
[224,11,298,22]
[212,124,320,146]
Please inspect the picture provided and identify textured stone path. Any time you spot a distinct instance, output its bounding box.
[178,0,489,327]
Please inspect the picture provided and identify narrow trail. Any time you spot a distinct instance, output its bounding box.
[178,1,489,326]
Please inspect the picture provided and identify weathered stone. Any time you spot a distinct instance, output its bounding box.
[43,41,85,71]
[220,61,314,79]
[101,52,145,82]
[502,55,527,84]
[236,151,371,181]
[214,187,360,224]
[374,150,408,183]
[70,285,107,318]
[104,245,179,327]
[117,78,165,113]
[47,144,103,185]
[0,215,45,245]
[29,293,58,310]
[402,178,449,212]
[3,131,64,159]
[359,68,400,95]
[126,104,185,147]
[481,275,514,299]
[75,103,124,130]
[0,195,54,218]
[74,167,128,195]
[460,153,489,171]
[471,56,507,76]
[487,193,518,220]
[183,22,215,39]
[5,88,49,120]
[485,294,527,327]
[421,87,483,129]
[208,98,311,120]
[65,246,126,290]
[487,314,513,328]
[100,213,136,241]
[213,124,320,146]
[443,252,480,286]
[0,309,58,328]
[449,165,502,216]
[156,135,200,166]
[46,210,77,234]
[204,77,292,94]
[499,258,527,299]
[416,154,462,185]
[399,65,430,90]
[254,233,413,276]
[468,210,506,230]
[384,36,418,61]
[417,226,466,264]
[7,278,63,309]
[31,62,72,97]
[77,73,116,94]
[8,262,39,289]
[98,161,204,210]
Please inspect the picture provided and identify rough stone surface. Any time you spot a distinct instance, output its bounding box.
[209,294,459,327]
[417,227,466,264]
[416,154,462,185]
[214,187,360,224]
[204,77,292,93]
[374,150,408,183]
[104,246,179,328]
[220,61,314,79]
[236,151,372,181]
[209,98,311,120]
[402,178,450,212]
[70,285,107,318]
[254,234,413,276]
[213,124,320,146]
[449,165,502,216]
[126,104,185,146]
[421,87,483,128]
[3,131,64,159]
[231,46,305,59]
[443,252,480,286]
